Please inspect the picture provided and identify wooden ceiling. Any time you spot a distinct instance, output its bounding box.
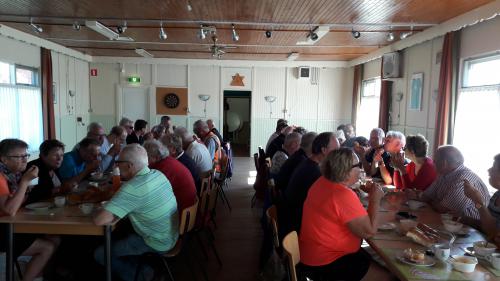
[0,0,493,61]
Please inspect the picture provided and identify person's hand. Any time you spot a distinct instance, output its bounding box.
[60,181,78,193]
[373,148,384,163]
[392,152,406,171]
[368,183,384,202]
[21,165,38,184]
[86,159,100,172]
[463,179,483,205]
[108,141,121,156]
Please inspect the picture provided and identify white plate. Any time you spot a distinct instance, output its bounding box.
[396,252,436,267]
[25,202,52,211]
[379,222,396,231]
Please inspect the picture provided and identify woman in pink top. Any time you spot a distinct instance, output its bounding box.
[299,148,391,281]
[392,134,437,191]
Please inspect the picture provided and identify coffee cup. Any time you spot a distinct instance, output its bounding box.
[487,253,500,270]
[79,203,94,215]
[432,244,451,261]
[54,196,66,207]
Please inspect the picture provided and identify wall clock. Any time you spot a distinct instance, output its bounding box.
[164,93,180,108]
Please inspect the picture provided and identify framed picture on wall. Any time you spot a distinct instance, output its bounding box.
[409,72,423,111]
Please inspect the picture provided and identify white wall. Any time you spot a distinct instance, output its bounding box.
[0,35,90,150]
[89,62,353,155]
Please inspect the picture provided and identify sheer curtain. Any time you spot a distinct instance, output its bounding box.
[0,84,43,151]
[453,85,500,192]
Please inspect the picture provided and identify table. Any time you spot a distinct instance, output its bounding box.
[367,204,500,281]
[0,205,117,281]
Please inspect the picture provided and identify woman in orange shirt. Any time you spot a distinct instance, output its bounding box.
[0,139,59,281]
[299,148,391,280]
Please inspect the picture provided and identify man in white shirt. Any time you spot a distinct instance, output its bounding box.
[178,128,212,175]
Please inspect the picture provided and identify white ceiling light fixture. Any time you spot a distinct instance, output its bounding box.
[351,28,361,39]
[197,25,207,40]
[135,48,154,58]
[198,95,210,117]
[29,18,43,33]
[231,24,239,42]
[186,1,193,11]
[296,25,329,45]
[386,27,395,42]
[287,52,299,61]
[85,20,119,40]
[159,22,167,40]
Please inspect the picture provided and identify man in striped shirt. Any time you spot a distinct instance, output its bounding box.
[415,145,490,221]
[94,144,179,281]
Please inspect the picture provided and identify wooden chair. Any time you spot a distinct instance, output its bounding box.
[134,198,200,281]
[214,153,232,211]
[266,205,279,249]
[282,231,300,281]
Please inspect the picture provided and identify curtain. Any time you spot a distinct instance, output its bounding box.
[0,85,43,149]
[433,31,460,155]
[351,64,363,124]
[378,80,392,132]
[41,48,56,139]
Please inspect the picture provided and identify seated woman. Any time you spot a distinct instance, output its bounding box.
[392,134,437,191]
[299,148,390,281]
[0,139,59,281]
[25,139,65,204]
[464,153,500,239]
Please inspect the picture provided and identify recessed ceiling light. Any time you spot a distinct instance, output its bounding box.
[135,48,154,58]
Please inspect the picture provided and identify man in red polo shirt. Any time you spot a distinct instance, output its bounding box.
[143,139,197,211]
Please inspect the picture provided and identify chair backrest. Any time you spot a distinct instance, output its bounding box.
[253,153,259,170]
[199,177,211,217]
[282,231,300,281]
[266,205,279,248]
[179,197,199,235]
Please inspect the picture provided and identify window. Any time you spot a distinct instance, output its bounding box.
[356,78,381,138]
[0,61,43,152]
[454,54,500,193]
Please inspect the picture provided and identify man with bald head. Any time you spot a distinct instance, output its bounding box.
[270,132,302,175]
[412,145,490,221]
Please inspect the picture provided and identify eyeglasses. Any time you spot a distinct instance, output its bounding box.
[351,162,362,169]
[115,160,131,164]
[6,154,30,160]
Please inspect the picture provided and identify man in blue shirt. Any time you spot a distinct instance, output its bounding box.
[58,138,101,185]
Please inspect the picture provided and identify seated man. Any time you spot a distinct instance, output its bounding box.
[58,137,101,185]
[193,119,220,161]
[207,119,224,145]
[411,145,490,223]
[178,128,212,175]
[126,119,148,145]
[266,125,294,159]
[280,132,339,238]
[119,117,134,136]
[151,125,166,140]
[86,122,122,171]
[270,132,302,176]
[160,115,174,135]
[276,132,317,194]
[144,140,197,211]
[160,134,201,192]
[266,119,287,152]
[93,144,179,281]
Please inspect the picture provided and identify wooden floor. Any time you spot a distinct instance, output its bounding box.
[171,156,263,281]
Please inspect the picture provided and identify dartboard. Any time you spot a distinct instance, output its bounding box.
[164,93,180,108]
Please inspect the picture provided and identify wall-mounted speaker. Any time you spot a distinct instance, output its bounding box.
[298,67,310,79]
[382,52,401,79]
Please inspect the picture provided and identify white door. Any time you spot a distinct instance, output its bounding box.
[122,87,148,121]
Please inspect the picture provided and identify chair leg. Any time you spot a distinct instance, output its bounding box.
[251,194,257,208]
[160,258,175,281]
[183,245,208,281]
[194,232,209,260]
[219,182,232,211]
[204,229,222,267]
[134,256,145,281]
[15,261,23,280]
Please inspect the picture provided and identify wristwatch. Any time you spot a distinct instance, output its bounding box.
[475,202,484,209]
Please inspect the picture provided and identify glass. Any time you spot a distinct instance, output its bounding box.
[15,67,35,85]
[7,154,30,159]
[0,62,10,84]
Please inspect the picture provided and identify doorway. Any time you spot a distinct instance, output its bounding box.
[223,90,251,157]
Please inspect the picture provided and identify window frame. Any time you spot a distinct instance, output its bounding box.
[462,53,500,88]
[14,64,40,87]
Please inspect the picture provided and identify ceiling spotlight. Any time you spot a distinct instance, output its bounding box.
[308,28,319,41]
[351,29,361,39]
[231,24,239,42]
[117,21,127,34]
[386,28,395,42]
[186,1,193,11]
[159,23,167,40]
[29,18,43,33]
[198,25,206,40]
[72,22,81,31]
[400,26,413,39]
[265,30,272,38]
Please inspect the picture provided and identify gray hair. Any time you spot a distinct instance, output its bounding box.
[193,119,209,134]
[437,145,464,167]
[151,125,166,135]
[119,144,148,170]
[161,134,183,155]
[386,130,406,146]
[335,130,346,142]
[87,122,104,132]
[371,128,385,138]
[174,126,188,137]
[300,132,318,155]
[119,117,133,126]
[143,139,169,160]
